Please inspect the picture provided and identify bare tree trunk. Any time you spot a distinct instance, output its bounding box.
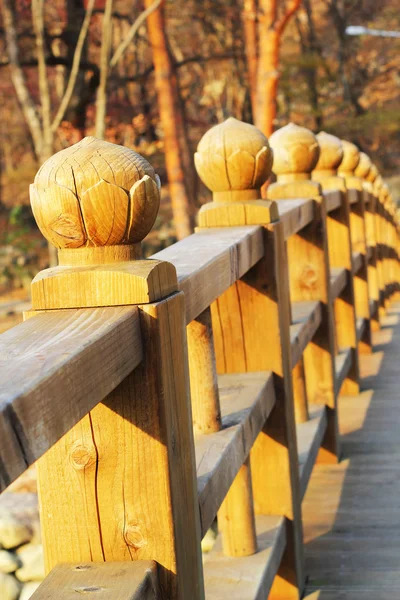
[1,0,44,159]
[95,0,113,139]
[243,0,258,119]
[145,0,194,239]
[255,0,301,136]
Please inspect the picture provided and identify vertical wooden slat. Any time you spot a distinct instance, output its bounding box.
[187,307,221,435]
[218,458,257,557]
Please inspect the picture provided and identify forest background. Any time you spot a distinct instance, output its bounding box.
[0,0,399,302]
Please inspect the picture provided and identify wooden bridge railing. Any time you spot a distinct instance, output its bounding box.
[0,120,398,600]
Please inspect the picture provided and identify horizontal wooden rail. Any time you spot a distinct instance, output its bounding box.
[32,562,158,599]
[276,198,315,239]
[195,372,276,537]
[330,267,348,300]
[0,307,142,491]
[154,226,264,323]
[290,301,323,367]
[203,515,286,598]
[324,190,343,213]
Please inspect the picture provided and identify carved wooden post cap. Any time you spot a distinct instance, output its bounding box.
[313,132,343,176]
[29,138,178,310]
[367,163,378,184]
[30,137,161,265]
[195,118,278,227]
[338,140,360,176]
[195,117,273,202]
[269,123,320,182]
[354,152,371,179]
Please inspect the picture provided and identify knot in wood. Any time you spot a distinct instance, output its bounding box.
[300,264,318,291]
[269,123,320,182]
[124,523,147,550]
[194,117,273,198]
[314,132,344,174]
[69,442,97,470]
[338,140,360,176]
[30,137,161,250]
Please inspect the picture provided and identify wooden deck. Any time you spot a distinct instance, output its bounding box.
[303,300,400,599]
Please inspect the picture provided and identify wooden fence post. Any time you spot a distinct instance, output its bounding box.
[195,117,305,598]
[268,124,339,463]
[312,132,360,394]
[355,152,380,331]
[29,138,205,600]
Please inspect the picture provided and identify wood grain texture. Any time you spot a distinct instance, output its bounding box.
[195,371,276,538]
[203,515,286,600]
[37,293,205,600]
[31,259,178,309]
[31,562,158,599]
[153,226,264,323]
[0,307,142,491]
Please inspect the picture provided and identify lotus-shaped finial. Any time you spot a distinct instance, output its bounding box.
[354,152,372,179]
[269,123,320,179]
[30,137,161,248]
[314,132,343,174]
[338,140,360,175]
[194,117,273,194]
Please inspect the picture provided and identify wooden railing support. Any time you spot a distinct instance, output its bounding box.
[268,124,339,463]
[28,138,205,600]
[195,117,304,599]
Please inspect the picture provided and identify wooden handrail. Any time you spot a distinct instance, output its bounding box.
[0,120,398,600]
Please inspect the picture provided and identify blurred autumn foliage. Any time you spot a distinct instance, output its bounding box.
[0,0,399,256]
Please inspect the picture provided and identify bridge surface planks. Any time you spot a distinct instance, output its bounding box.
[303,301,400,598]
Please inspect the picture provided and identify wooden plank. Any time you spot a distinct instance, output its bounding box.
[37,293,205,599]
[0,307,142,492]
[324,189,342,213]
[330,267,347,301]
[153,226,264,323]
[276,198,315,239]
[290,301,323,367]
[196,372,276,538]
[352,251,363,274]
[31,562,158,599]
[297,406,328,500]
[203,515,286,600]
[335,348,353,395]
[302,308,400,597]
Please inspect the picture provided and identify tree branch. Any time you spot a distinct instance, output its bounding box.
[32,0,52,154]
[110,0,163,68]
[0,0,44,159]
[95,0,113,138]
[276,0,302,35]
[51,0,96,133]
